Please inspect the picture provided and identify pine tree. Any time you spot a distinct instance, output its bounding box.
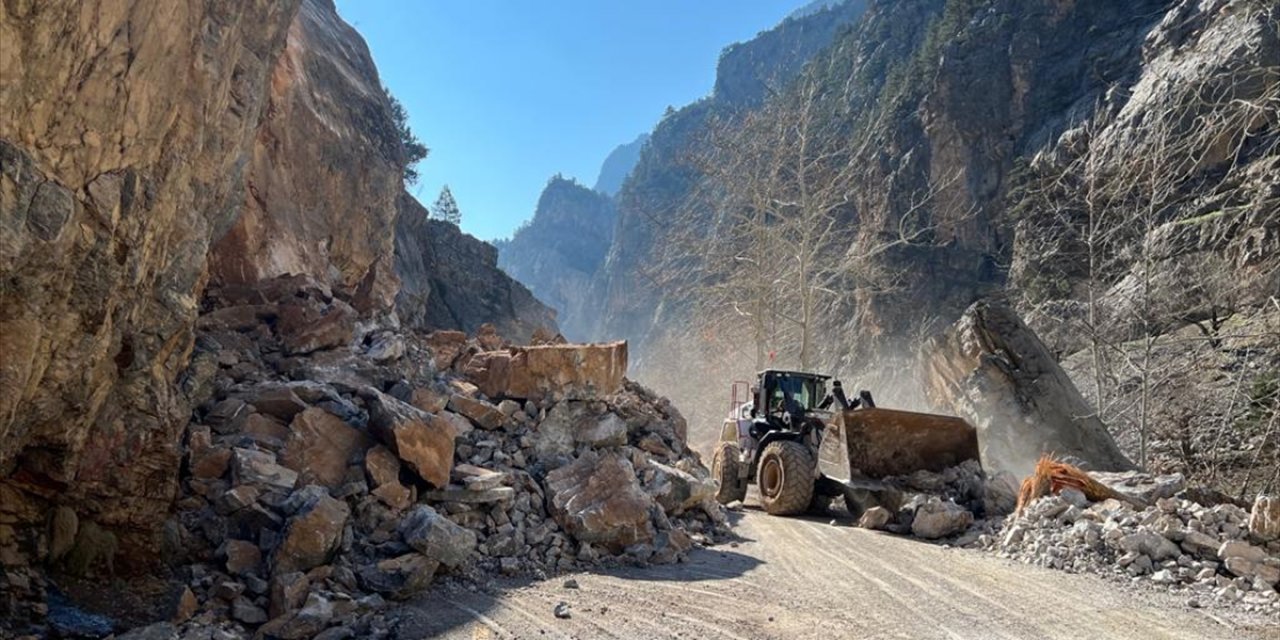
[431,185,461,226]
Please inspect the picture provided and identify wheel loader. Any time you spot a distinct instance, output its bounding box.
[711,370,979,516]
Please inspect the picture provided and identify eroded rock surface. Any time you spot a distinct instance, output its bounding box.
[921,301,1135,479]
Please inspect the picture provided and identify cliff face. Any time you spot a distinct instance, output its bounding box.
[593,134,649,196]
[395,193,557,342]
[586,1,871,355]
[498,178,614,340]
[207,0,403,315]
[0,0,300,566]
[0,0,555,574]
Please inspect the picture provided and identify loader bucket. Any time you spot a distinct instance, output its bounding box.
[823,408,979,479]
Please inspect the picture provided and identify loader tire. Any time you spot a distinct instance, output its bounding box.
[757,440,814,516]
[712,442,747,504]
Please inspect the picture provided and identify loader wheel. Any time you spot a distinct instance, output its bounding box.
[756,440,814,516]
[712,442,747,504]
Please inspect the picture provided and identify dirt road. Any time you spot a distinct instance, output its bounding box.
[397,508,1277,639]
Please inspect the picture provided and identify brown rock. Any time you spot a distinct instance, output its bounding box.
[273,491,349,575]
[173,586,198,623]
[269,571,311,619]
[225,539,262,576]
[243,413,292,448]
[545,450,655,552]
[247,387,308,421]
[364,391,456,488]
[280,408,372,489]
[409,388,449,414]
[190,445,233,479]
[278,300,357,355]
[464,342,627,402]
[476,323,504,351]
[424,330,468,371]
[0,0,296,573]
[196,305,273,332]
[364,446,412,511]
[447,395,505,430]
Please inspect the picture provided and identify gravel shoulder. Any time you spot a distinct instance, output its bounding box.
[397,507,1279,639]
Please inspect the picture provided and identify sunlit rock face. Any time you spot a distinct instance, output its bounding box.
[0,0,300,568]
[208,0,404,317]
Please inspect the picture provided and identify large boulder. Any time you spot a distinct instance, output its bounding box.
[363,390,456,488]
[921,301,1135,480]
[910,498,973,539]
[464,342,627,402]
[358,553,438,600]
[272,489,349,576]
[397,505,476,568]
[277,300,357,355]
[280,408,372,489]
[544,450,655,551]
[647,461,715,516]
[1249,495,1280,542]
[534,402,628,460]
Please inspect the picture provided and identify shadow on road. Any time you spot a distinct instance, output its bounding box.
[398,544,764,638]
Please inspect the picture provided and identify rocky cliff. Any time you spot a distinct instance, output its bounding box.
[207,0,404,315]
[0,0,553,581]
[1,0,301,569]
[536,0,1275,448]
[593,133,648,196]
[497,177,614,340]
[396,193,556,342]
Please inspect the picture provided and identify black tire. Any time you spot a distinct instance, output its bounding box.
[712,442,747,504]
[756,440,814,516]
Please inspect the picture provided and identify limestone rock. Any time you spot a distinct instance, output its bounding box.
[364,446,411,511]
[920,301,1136,479]
[858,506,893,530]
[464,342,628,402]
[0,0,297,571]
[1249,495,1280,542]
[232,448,299,491]
[278,300,357,355]
[910,498,973,539]
[246,387,308,421]
[280,408,372,489]
[364,390,456,488]
[359,553,438,600]
[535,402,628,459]
[448,395,506,431]
[648,462,715,516]
[273,489,349,575]
[398,505,477,568]
[545,451,656,551]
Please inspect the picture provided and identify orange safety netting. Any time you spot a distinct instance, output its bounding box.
[1015,455,1132,514]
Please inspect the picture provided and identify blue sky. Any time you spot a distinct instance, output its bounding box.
[335,1,812,241]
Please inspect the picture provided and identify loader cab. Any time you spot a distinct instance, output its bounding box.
[756,370,830,420]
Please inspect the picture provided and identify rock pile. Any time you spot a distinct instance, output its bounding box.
[976,478,1280,615]
[12,275,727,639]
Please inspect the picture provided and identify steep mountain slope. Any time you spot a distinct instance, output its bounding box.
[0,0,553,575]
[207,0,404,315]
[586,0,871,351]
[396,193,557,340]
[593,133,649,196]
[496,177,614,340]
[541,0,1276,460]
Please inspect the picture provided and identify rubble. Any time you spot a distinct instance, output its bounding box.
[5,274,729,639]
[977,478,1280,615]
